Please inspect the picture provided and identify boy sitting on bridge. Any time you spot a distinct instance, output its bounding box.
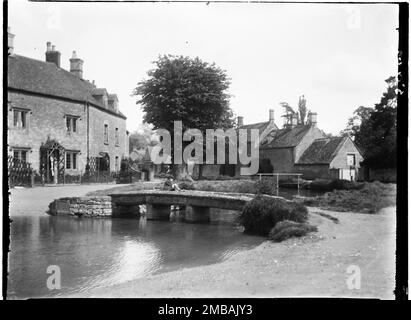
[163,176,181,191]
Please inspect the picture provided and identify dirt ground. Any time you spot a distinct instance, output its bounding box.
[76,206,396,299]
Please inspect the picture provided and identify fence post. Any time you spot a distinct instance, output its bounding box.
[79,171,82,184]
[276,174,279,189]
[31,171,35,188]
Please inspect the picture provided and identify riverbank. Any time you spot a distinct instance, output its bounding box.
[73,206,395,299]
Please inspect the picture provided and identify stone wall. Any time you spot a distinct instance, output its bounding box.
[49,196,113,217]
[89,106,128,171]
[7,91,88,172]
[8,90,128,174]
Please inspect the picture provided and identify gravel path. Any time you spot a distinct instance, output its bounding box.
[75,206,396,299]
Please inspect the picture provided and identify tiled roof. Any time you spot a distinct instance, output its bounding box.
[238,121,279,142]
[297,136,346,164]
[8,54,126,119]
[260,125,312,148]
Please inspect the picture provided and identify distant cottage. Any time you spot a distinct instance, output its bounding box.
[198,108,363,181]
[7,28,129,184]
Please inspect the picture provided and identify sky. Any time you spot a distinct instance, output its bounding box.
[8,1,399,135]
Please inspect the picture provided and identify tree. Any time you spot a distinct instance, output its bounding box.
[133,55,234,179]
[128,123,157,153]
[280,95,309,127]
[346,76,397,169]
[298,95,308,125]
[340,106,374,137]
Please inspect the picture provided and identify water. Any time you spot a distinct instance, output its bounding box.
[7,186,317,299]
[7,214,263,298]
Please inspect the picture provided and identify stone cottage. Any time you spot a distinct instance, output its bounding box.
[294,136,364,181]
[7,28,129,183]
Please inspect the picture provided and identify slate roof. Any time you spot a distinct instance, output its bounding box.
[8,54,126,119]
[296,136,346,164]
[260,125,313,148]
[238,121,279,142]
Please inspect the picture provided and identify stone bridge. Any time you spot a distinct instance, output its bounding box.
[48,190,258,223]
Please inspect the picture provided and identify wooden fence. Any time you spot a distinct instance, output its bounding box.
[8,156,33,187]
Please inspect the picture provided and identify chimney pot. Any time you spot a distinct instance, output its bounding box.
[308,112,317,126]
[45,42,61,67]
[269,109,274,121]
[237,116,244,127]
[70,51,84,79]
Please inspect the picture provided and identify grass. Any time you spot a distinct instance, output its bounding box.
[268,220,318,242]
[299,181,396,213]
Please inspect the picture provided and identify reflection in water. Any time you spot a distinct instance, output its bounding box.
[8,214,262,298]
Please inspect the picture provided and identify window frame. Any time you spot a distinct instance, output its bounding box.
[346,153,356,166]
[66,151,79,170]
[11,108,30,129]
[65,115,79,133]
[115,127,119,146]
[104,123,109,145]
[11,147,30,163]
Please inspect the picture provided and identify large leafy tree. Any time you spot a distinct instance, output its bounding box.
[344,76,397,169]
[133,55,234,178]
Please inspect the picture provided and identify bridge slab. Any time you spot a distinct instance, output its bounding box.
[146,203,171,220]
[185,205,210,223]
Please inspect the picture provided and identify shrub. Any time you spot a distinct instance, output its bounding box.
[308,179,363,191]
[268,220,318,242]
[239,196,308,236]
[254,179,278,195]
[178,181,195,190]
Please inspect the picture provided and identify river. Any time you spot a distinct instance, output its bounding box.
[7,185,320,299]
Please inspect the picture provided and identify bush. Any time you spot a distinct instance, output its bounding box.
[239,196,308,236]
[178,181,195,190]
[308,179,363,191]
[268,220,318,242]
[254,179,277,195]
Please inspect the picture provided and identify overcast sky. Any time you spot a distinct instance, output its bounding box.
[9,1,399,135]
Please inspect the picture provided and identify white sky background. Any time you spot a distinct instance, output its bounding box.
[8,1,399,135]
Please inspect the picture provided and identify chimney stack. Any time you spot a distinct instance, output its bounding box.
[8,27,15,55]
[269,109,274,122]
[237,116,244,127]
[308,112,317,127]
[70,51,84,79]
[291,114,298,128]
[45,42,61,67]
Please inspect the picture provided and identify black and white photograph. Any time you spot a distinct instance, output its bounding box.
[3,0,406,302]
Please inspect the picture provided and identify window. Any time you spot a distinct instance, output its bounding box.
[115,156,119,172]
[12,109,28,128]
[66,152,78,169]
[104,124,109,144]
[115,128,119,146]
[12,149,28,162]
[66,116,78,132]
[347,154,356,166]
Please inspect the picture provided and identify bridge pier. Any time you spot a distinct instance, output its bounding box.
[185,205,210,223]
[146,203,171,220]
[112,203,140,218]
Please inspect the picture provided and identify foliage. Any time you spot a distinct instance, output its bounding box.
[280,95,309,126]
[133,55,234,179]
[129,123,157,152]
[298,95,308,125]
[268,220,317,242]
[306,179,363,191]
[133,55,234,132]
[178,181,196,190]
[239,196,308,236]
[343,76,397,169]
[300,181,396,213]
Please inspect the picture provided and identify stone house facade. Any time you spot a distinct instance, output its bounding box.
[295,136,364,181]
[7,29,129,183]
